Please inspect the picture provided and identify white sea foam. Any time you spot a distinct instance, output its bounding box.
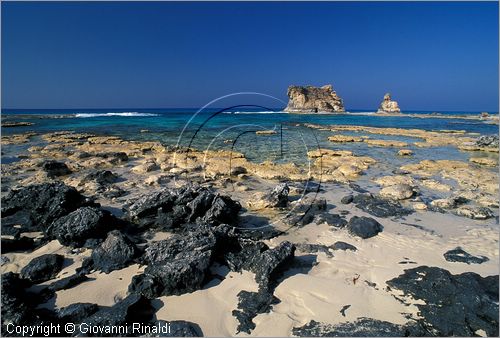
[75,112,159,118]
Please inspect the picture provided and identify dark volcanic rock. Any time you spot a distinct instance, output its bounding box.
[42,160,72,177]
[95,151,129,163]
[232,290,279,334]
[224,241,270,271]
[75,294,154,336]
[58,303,99,323]
[1,236,35,253]
[89,230,138,273]
[346,216,383,239]
[352,194,412,218]
[263,183,290,208]
[286,195,328,226]
[387,266,499,336]
[20,254,64,283]
[292,318,424,337]
[124,185,240,230]
[340,195,354,204]
[1,182,92,232]
[129,229,217,298]
[49,273,90,291]
[253,241,296,288]
[314,213,347,228]
[1,272,34,331]
[332,241,357,251]
[443,247,489,264]
[47,206,118,247]
[83,170,118,186]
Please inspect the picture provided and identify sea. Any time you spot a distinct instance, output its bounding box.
[1,108,499,170]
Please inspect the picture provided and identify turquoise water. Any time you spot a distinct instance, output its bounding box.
[2,108,498,166]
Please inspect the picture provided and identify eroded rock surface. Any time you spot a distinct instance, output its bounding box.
[285,85,344,113]
[377,93,401,114]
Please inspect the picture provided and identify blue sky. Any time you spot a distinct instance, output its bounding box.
[2,1,498,111]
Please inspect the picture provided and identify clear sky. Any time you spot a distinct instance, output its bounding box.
[2,1,498,111]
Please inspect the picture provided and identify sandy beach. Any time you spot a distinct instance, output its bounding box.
[1,118,498,336]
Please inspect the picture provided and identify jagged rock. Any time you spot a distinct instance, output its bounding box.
[47,206,118,247]
[1,182,93,232]
[286,195,328,226]
[253,241,295,288]
[379,184,415,200]
[75,294,155,336]
[124,186,240,230]
[248,183,289,209]
[387,266,499,336]
[352,194,412,218]
[285,85,345,113]
[129,229,217,298]
[20,254,64,283]
[454,205,493,220]
[332,241,357,251]
[292,318,423,337]
[346,216,383,239]
[58,303,99,323]
[430,197,465,210]
[232,289,279,334]
[89,230,138,273]
[444,247,489,264]
[1,272,38,333]
[377,93,401,114]
[41,160,72,177]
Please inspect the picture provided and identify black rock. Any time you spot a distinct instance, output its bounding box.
[20,254,65,283]
[253,241,295,288]
[47,206,118,247]
[76,294,154,336]
[443,247,489,264]
[129,229,217,298]
[58,303,99,323]
[124,185,240,230]
[346,216,383,239]
[387,266,499,336]
[90,230,138,273]
[340,195,353,204]
[263,183,290,208]
[1,236,35,253]
[352,194,412,218]
[1,182,93,232]
[232,290,279,334]
[332,241,357,251]
[286,195,328,226]
[95,151,129,163]
[224,241,270,271]
[292,318,424,337]
[1,272,34,330]
[314,213,347,228]
[49,273,90,291]
[83,170,118,186]
[42,160,72,177]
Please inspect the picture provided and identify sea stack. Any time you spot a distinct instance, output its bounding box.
[377,93,401,114]
[285,85,345,113]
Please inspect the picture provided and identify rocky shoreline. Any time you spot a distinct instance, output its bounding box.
[1,128,499,336]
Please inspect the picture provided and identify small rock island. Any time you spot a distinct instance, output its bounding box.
[377,93,401,114]
[285,85,345,113]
